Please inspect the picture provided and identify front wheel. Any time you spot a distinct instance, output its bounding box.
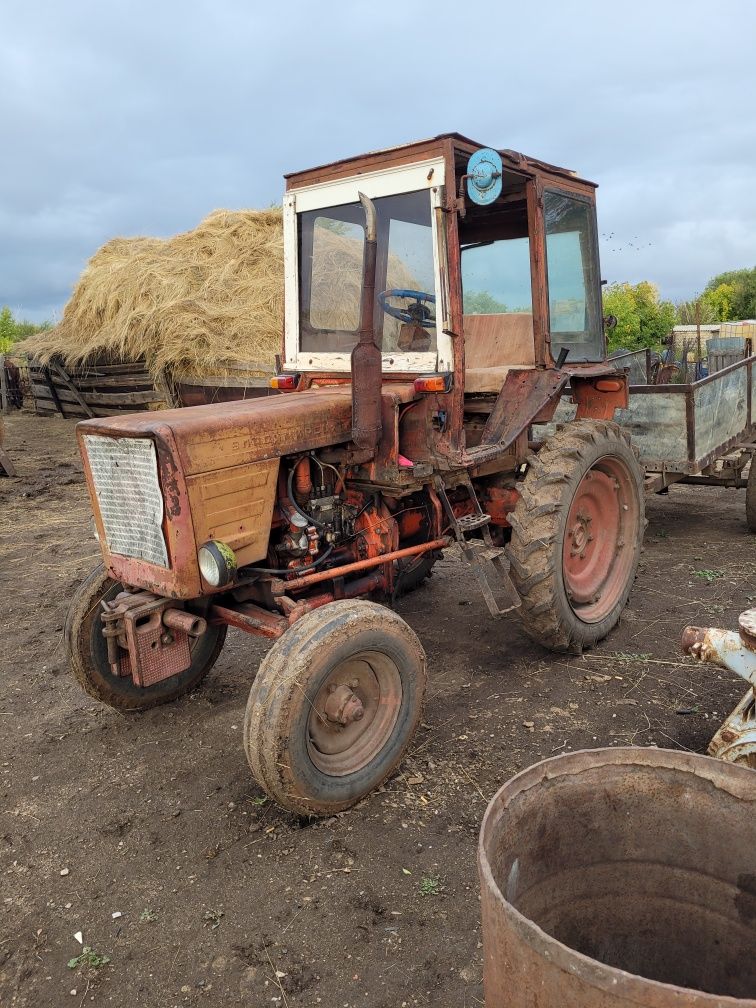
[507,419,645,653]
[243,601,426,815]
[66,564,227,711]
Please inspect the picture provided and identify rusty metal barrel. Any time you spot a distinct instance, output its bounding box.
[479,748,756,1007]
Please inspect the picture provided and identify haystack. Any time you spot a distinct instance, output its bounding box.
[21,210,284,379]
[20,209,420,382]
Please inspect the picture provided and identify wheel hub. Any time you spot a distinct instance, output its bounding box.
[307,653,402,776]
[322,683,365,725]
[568,510,593,557]
[562,457,639,623]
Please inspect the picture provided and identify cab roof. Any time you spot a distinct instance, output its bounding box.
[285,132,596,190]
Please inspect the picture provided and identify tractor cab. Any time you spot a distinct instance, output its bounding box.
[283,133,606,393]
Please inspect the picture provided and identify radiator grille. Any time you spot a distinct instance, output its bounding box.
[83,434,169,568]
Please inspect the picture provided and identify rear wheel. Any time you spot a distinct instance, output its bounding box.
[746,457,756,532]
[66,564,227,711]
[507,419,645,653]
[243,601,426,815]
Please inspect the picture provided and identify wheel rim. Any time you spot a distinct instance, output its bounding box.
[307,651,402,777]
[562,454,640,624]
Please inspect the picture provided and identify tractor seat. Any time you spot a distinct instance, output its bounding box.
[463,312,534,395]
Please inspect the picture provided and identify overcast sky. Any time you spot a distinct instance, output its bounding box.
[2,0,754,322]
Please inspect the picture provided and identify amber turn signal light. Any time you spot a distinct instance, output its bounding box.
[413,373,452,394]
[270,373,299,391]
[594,379,623,392]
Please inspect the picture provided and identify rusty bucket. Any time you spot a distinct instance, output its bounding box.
[479,748,756,1007]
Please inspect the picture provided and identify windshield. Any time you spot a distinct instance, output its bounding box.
[298,189,438,356]
[544,190,603,362]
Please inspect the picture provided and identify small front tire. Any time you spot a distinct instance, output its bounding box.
[243,601,426,816]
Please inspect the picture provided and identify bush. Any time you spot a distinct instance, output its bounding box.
[0,306,52,353]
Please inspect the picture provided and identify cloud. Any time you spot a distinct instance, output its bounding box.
[2,0,754,320]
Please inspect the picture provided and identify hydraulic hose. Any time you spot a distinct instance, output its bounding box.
[287,462,326,529]
[239,544,335,578]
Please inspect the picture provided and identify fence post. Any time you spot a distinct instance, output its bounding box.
[0,354,9,415]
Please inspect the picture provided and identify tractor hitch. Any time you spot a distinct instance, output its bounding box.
[100,591,208,688]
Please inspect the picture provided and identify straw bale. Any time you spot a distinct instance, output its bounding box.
[20,208,420,379]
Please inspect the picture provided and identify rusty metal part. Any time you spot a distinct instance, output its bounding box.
[681,609,756,768]
[680,624,708,653]
[307,649,402,776]
[561,455,641,623]
[210,601,288,639]
[293,456,312,502]
[481,485,520,527]
[322,683,365,725]
[740,608,756,650]
[681,612,756,687]
[77,388,357,599]
[280,572,384,624]
[479,747,756,1007]
[708,690,756,768]
[100,591,201,687]
[162,608,207,638]
[350,192,382,456]
[571,373,629,418]
[276,537,450,592]
[479,369,568,450]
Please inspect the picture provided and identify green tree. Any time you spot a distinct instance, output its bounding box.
[704,282,735,321]
[677,285,735,325]
[705,268,756,320]
[0,306,15,349]
[676,296,717,325]
[0,306,52,351]
[463,290,509,314]
[602,282,674,352]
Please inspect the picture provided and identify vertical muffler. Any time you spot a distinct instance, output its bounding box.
[350,191,382,455]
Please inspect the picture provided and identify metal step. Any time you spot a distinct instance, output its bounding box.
[433,475,520,616]
[457,513,492,532]
[459,538,521,618]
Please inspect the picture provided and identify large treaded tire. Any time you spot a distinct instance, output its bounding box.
[746,458,756,532]
[66,564,227,711]
[506,419,645,653]
[243,600,426,816]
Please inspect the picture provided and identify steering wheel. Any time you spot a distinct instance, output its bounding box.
[378,289,436,329]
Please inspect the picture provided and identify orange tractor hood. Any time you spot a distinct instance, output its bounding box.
[77,386,356,474]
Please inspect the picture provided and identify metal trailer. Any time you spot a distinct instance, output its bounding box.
[543,349,756,524]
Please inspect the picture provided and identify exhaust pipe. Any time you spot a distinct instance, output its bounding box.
[351,191,382,455]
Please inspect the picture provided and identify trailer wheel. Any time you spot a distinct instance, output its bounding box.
[746,457,756,532]
[507,419,645,653]
[243,601,426,815]
[66,564,227,711]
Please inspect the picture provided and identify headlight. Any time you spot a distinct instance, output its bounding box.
[198,541,237,587]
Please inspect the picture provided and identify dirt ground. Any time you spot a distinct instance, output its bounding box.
[1,411,754,1008]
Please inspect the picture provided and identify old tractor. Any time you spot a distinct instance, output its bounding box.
[67,133,645,815]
